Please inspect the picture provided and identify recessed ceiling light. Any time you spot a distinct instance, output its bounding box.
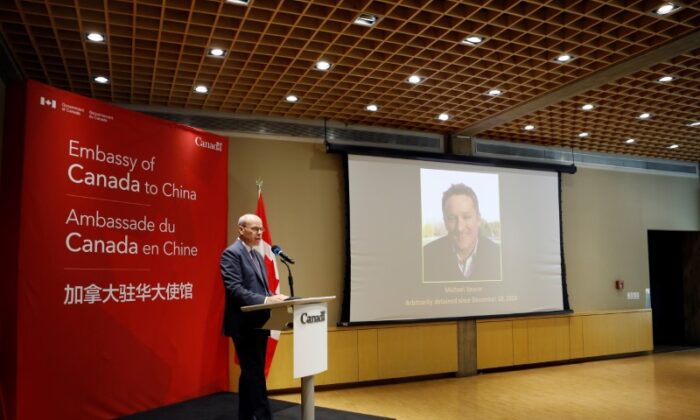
[487,89,502,96]
[407,75,423,84]
[194,85,208,94]
[366,104,378,112]
[93,76,109,84]
[226,0,250,5]
[687,121,700,127]
[86,32,105,42]
[667,144,679,149]
[314,60,331,71]
[657,75,674,83]
[354,13,378,26]
[578,132,589,138]
[285,95,299,103]
[437,113,449,121]
[581,103,595,111]
[462,35,486,46]
[638,112,651,119]
[524,124,535,131]
[653,3,681,15]
[555,54,573,63]
[209,48,226,57]
[625,138,636,144]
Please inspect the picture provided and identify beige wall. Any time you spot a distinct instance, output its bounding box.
[226,136,700,322]
[562,167,699,311]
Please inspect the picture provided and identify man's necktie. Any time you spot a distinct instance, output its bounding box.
[250,250,270,294]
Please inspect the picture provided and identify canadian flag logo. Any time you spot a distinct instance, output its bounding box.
[40,96,56,109]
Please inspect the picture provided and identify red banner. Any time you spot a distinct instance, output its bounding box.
[4,81,229,419]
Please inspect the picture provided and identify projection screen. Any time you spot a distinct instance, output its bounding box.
[346,154,567,323]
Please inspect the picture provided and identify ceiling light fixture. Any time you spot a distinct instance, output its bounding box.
[653,2,681,16]
[285,95,299,103]
[555,54,573,63]
[354,13,378,26]
[578,132,589,138]
[86,32,105,42]
[657,75,674,83]
[366,104,378,112]
[93,76,109,84]
[438,113,449,121]
[487,89,502,96]
[687,121,700,127]
[524,124,535,131]
[625,138,636,144]
[226,0,250,5]
[581,103,595,111]
[194,85,208,94]
[314,60,331,71]
[407,75,423,84]
[462,35,486,46]
[208,48,226,57]
[667,144,679,149]
[638,112,651,119]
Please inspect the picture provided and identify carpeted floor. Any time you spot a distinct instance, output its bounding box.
[120,391,392,420]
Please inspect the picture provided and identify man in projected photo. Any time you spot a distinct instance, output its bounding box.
[423,183,501,281]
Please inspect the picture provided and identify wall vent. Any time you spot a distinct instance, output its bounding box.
[473,138,697,177]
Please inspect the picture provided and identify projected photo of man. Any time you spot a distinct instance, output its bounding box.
[423,183,501,282]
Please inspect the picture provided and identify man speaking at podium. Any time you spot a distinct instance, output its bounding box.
[221,213,287,420]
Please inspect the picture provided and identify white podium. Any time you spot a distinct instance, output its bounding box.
[242,296,335,420]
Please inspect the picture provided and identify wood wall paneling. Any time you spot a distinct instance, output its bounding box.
[512,319,529,365]
[476,320,514,369]
[569,315,584,359]
[376,324,458,378]
[316,329,359,386]
[357,329,379,382]
[526,317,571,363]
[581,311,653,357]
[263,310,652,390]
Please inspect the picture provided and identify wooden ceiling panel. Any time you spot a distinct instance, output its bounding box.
[0,0,698,161]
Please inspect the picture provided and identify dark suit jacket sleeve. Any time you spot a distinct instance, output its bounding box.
[220,245,267,307]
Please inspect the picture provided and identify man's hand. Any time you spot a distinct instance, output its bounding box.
[265,294,288,304]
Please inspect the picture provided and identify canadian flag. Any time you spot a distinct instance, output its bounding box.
[40,96,56,109]
[254,189,281,377]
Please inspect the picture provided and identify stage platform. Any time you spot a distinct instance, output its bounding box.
[120,391,392,420]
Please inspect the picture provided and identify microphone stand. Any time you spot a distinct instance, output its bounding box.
[280,259,295,298]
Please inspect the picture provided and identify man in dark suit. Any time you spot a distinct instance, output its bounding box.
[220,213,287,420]
[423,183,501,282]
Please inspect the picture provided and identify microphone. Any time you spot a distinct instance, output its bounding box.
[271,245,295,264]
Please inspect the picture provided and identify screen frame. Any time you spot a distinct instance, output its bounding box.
[333,144,573,326]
